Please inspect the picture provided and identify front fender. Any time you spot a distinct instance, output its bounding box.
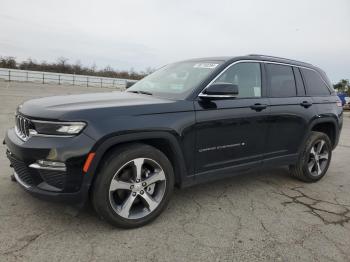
[84,131,190,190]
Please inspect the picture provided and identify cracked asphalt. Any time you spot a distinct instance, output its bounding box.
[1,81,350,262]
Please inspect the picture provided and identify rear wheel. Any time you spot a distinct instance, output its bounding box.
[92,144,174,228]
[289,131,332,182]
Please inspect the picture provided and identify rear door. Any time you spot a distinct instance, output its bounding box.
[263,63,316,162]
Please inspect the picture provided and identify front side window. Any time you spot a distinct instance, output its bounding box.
[301,68,330,96]
[127,60,223,99]
[214,62,261,98]
[266,64,296,97]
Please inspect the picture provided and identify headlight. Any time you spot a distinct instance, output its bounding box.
[31,120,86,136]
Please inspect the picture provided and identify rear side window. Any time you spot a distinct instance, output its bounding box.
[266,64,296,97]
[301,68,330,96]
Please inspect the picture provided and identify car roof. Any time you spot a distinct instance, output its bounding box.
[185,54,316,69]
[183,54,333,100]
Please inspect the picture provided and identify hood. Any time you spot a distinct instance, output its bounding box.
[18,91,190,121]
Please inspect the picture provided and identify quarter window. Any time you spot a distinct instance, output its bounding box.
[266,64,296,97]
[214,62,261,98]
[301,68,330,96]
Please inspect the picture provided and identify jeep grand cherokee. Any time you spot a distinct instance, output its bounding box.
[4,54,343,228]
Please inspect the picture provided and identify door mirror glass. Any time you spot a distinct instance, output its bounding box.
[200,82,239,98]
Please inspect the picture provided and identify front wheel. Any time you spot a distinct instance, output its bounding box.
[92,144,174,228]
[290,131,332,182]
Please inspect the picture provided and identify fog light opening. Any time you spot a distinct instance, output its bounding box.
[29,160,67,171]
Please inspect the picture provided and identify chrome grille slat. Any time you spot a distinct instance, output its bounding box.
[24,118,29,137]
[20,117,24,137]
[15,114,32,141]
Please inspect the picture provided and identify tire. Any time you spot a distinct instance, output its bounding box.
[289,131,332,182]
[92,143,174,228]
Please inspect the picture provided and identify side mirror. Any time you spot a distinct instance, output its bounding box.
[126,80,136,88]
[199,82,239,99]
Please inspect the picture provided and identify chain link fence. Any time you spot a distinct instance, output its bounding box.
[0,68,137,89]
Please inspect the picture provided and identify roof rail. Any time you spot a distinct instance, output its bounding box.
[247,54,313,66]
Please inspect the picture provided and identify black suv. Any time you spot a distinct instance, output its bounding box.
[4,55,343,228]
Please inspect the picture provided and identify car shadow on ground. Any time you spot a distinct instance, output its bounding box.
[49,166,296,228]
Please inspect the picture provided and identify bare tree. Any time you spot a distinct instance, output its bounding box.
[1,55,150,80]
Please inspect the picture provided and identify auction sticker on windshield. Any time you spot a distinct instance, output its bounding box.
[193,63,219,69]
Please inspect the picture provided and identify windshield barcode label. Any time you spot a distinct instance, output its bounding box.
[193,63,219,69]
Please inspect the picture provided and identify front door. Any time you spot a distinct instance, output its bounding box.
[194,62,270,175]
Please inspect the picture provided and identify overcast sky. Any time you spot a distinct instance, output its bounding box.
[1,0,349,82]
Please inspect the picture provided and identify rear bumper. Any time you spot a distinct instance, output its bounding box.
[4,128,96,204]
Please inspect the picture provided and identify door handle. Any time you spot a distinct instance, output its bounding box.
[250,103,267,111]
[300,101,312,108]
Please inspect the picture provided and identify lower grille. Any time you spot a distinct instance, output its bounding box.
[6,151,42,186]
[38,170,66,189]
[7,151,67,191]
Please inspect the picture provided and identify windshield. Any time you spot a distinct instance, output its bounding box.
[127,60,223,99]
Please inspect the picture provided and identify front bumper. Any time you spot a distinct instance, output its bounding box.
[4,128,96,204]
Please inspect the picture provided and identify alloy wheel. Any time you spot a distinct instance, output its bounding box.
[108,158,166,219]
[307,139,329,177]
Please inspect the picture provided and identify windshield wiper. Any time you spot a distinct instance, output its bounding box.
[128,90,153,96]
